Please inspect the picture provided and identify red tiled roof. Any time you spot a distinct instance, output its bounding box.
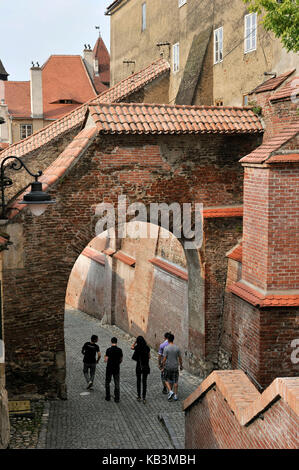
[228,281,299,307]
[0,143,9,150]
[249,69,296,95]
[226,242,242,262]
[270,75,299,102]
[89,103,264,135]
[240,122,299,164]
[92,78,109,95]
[7,126,98,219]
[4,81,31,118]
[93,58,170,104]
[93,37,110,86]
[42,55,97,120]
[0,58,170,163]
[149,258,188,281]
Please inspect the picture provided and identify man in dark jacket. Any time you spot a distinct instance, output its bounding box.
[82,335,101,389]
[104,337,123,402]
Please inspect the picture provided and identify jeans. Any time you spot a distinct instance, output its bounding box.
[136,371,149,399]
[83,363,96,384]
[105,369,120,400]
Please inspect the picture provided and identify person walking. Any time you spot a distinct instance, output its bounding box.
[131,336,151,404]
[158,332,170,394]
[161,333,183,401]
[104,337,123,403]
[81,334,101,390]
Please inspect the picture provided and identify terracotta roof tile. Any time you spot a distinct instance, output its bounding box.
[249,69,296,94]
[228,281,299,307]
[82,246,105,265]
[266,153,299,164]
[42,55,97,120]
[114,251,136,266]
[240,122,299,164]
[93,37,110,86]
[226,242,242,262]
[149,258,188,281]
[3,81,31,117]
[203,206,243,218]
[270,75,299,102]
[0,58,170,164]
[89,103,263,135]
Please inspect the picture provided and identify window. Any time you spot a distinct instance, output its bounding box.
[243,94,249,106]
[173,43,179,73]
[244,13,257,53]
[214,27,223,64]
[20,124,32,140]
[141,2,146,31]
[178,0,186,7]
[215,99,223,106]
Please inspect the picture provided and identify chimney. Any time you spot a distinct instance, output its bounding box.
[30,65,43,118]
[83,46,94,79]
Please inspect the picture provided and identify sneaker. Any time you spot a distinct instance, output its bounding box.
[168,391,174,401]
[137,396,141,401]
[173,394,178,401]
[114,398,119,403]
[162,387,168,394]
[87,381,93,389]
[143,399,146,404]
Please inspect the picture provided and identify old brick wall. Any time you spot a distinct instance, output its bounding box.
[219,257,242,369]
[249,91,299,141]
[185,382,299,449]
[3,131,261,397]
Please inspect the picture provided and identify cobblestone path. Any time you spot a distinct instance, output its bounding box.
[41,307,201,449]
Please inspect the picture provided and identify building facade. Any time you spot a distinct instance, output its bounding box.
[0,36,110,148]
[106,0,299,106]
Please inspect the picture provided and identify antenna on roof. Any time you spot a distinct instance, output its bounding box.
[36,62,40,67]
[88,44,91,50]
[95,25,101,37]
[84,44,87,49]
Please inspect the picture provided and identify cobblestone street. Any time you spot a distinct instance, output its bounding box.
[37,307,201,449]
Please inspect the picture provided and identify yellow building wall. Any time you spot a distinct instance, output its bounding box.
[109,0,299,106]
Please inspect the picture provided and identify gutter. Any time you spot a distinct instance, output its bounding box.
[105,0,125,15]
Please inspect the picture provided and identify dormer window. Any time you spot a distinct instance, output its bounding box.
[59,99,73,104]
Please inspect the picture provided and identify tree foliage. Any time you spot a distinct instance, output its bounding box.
[243,0,299,52]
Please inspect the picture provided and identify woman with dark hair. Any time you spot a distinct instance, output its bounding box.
[131,336,151,404]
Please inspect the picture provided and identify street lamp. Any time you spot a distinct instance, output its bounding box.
[0,156,55,223]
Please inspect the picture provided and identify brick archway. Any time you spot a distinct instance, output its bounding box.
[2,122,260,398]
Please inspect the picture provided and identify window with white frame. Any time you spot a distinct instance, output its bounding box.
[178,0,186,7]
[214,27,223,64]
[244,12,257,53]
[141,2,146,31]
[173,43,180,73]
[20,124,32,140]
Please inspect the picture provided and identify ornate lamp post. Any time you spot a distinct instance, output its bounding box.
[0,155,55,223]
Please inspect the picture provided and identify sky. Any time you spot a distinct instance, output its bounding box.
[0,0,112,81]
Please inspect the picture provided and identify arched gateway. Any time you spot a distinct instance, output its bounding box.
[2,102,262,397]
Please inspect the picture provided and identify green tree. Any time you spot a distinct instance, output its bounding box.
[243,0,299,52]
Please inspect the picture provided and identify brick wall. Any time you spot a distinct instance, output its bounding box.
[3,131,260,397]
[184,371,299,449]
[242,165,299,291]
